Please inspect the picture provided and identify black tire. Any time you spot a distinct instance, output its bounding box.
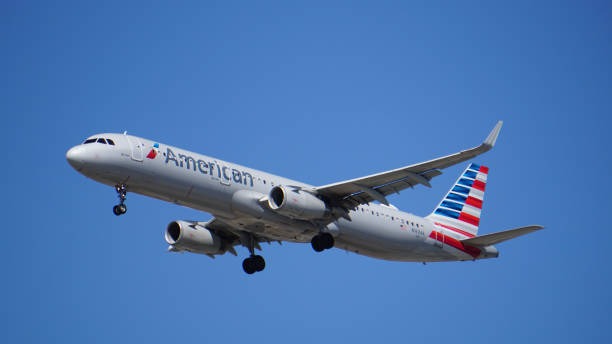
[311,235,324,252]
[242,258,256,274]
[113,205,122,216]
[321,233,334,249]
[253,255,266,272]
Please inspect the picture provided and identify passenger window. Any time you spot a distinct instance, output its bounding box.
[97,138,107,144]
[106,139,115,145]
[84,139,96,144]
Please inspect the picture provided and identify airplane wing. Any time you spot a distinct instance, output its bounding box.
[315,121,503,209]
[461,225,544,247]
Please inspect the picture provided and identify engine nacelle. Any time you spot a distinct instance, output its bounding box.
[268,185,327,220]
[165,220,223,254]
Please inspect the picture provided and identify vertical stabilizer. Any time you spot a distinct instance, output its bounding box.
[426,163,489,238]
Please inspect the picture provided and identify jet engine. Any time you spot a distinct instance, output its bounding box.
[268,185,327,220]
[165,220,223,254]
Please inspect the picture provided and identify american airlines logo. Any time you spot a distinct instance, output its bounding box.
[146,143,160,159]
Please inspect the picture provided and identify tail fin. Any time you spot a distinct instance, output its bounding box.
[426,163,489,238]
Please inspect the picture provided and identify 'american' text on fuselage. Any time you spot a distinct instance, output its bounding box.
[164,147,253,186]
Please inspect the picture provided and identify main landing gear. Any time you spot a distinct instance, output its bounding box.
[243,255,265,275]
[242,233,266,274]
[113,184,128,216]
[311,233,334,252]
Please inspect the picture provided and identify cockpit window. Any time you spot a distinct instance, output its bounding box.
[97,138,107,144]
[84,138,96,144]
[106,139,115,145]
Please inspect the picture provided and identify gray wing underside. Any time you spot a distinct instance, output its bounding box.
[315,121,503,208]
[199,218,281,257]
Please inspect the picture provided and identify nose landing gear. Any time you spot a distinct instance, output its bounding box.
[113,184,128,216]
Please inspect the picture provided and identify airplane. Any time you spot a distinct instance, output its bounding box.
[66,121,543,274]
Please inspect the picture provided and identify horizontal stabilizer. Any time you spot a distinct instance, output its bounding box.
[461,225,544,247]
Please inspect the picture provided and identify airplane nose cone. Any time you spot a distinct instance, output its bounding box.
[66,146,85,170]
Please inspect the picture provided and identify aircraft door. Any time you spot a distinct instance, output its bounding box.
[218,160,231,186]
[126,136,144,161]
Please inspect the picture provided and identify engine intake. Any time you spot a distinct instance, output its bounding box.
[165,220,223,254]
[268,185,327,220]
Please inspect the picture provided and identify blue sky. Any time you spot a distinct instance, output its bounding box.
[2,1,611,343]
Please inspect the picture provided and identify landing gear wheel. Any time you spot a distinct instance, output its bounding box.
[311,233,334,252]
[242,258,256,274]
[311,235,325,252]
[253,255,265,272]
[113,202,127,216]
[320,233,334,249]
[242,255,266,274]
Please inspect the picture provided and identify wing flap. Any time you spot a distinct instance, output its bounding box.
[460,225,544,247]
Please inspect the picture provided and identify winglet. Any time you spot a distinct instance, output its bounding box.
[484,121,503,147]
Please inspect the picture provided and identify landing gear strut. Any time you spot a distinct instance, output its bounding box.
[242,234,266,274]
[311,233,334,252]
[113,184,128,216]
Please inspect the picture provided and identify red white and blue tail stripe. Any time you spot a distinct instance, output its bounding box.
[426,163,489,238]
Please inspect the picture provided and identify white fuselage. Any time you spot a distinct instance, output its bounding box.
[67,133,498,262]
